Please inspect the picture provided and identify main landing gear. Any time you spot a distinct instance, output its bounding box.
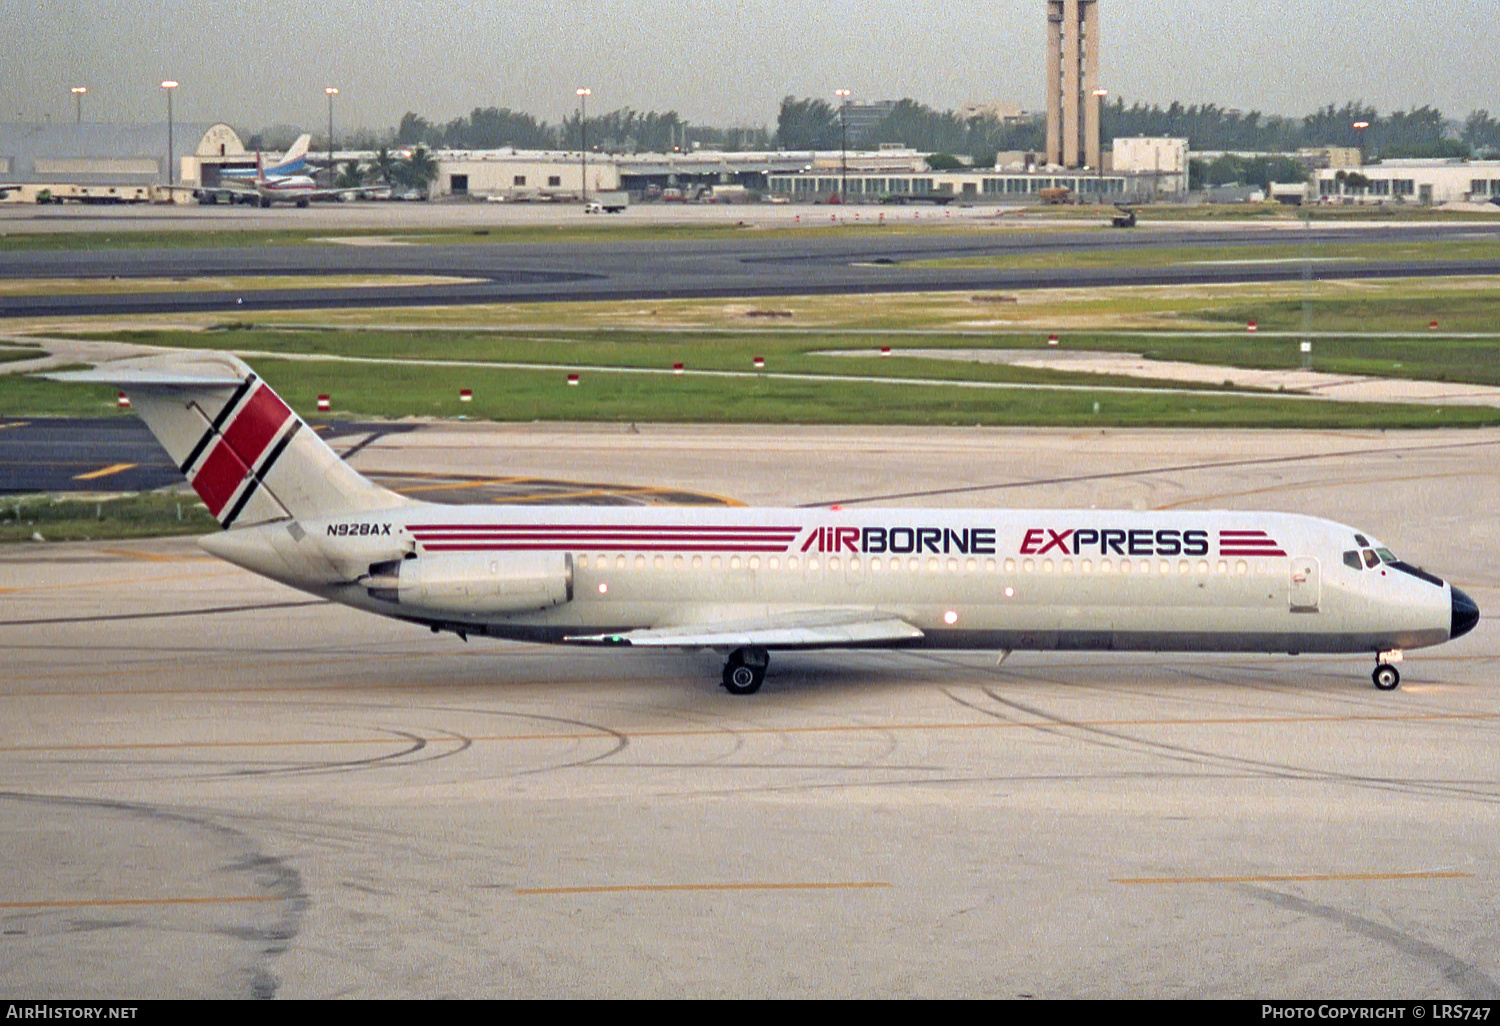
[1372,650,1403,691]
[722,646,769,695]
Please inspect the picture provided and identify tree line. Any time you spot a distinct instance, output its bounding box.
[250,97,1500,163]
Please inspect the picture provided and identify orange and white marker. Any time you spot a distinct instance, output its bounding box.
[316,394,330,412]
[1429,320,1439,330]
[753,356,765,369]
[673,362,684,375]
[1247,320,1258,333]
[459,388,473,403]
[116,391,130,409]
[880,346,892,357]
[567,374,580,386]
[1047,334,1059,346]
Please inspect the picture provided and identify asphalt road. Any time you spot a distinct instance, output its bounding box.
[2,221,1498,317]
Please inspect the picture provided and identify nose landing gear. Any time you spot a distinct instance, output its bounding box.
[1372,650,1403,691]
[722,646,770,695]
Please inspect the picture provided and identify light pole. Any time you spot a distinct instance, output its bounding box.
[160,80,178,192]
[576,87,591,203]
[1093,88,1109,203]
[325,87,339,181]
[71,86,86,124]
[835,89,851,202]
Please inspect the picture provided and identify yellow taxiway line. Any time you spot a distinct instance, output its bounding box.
[516,881,890,896]
[71,462,136,481]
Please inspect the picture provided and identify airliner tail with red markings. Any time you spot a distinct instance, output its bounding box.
[53,353,1479,695]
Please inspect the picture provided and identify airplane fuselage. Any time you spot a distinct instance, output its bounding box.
[203,504,1465,657]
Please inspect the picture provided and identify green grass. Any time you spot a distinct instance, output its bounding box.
[237,356,1500,428]
[0,345,41,364]
[0,491,217,543]
[0,368,126,416]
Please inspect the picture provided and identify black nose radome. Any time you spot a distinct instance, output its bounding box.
[1452,586,1480,640]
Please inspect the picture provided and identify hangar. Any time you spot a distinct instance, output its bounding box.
[0,122,248,202]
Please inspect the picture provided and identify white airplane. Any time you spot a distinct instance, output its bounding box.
[199,134,365,208]
[54,353,1479,695]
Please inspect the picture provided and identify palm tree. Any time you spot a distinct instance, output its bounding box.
[398,145,439,197]
[369,146,399,186]
[336,160,366,189]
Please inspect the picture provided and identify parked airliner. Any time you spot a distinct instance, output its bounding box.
[55,353,1480,694]
[198,134,366,208]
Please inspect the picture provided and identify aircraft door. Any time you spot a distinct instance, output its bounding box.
[1289,557,1320,612]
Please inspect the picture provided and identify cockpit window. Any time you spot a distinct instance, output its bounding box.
[1363,549,1380,568]
[1343,551,1362,570]
[1376,548,1397,564]
[1354,534,1370,547]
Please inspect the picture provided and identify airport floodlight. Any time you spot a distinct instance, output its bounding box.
[835,89,851,201]
[576,88,591,202]
[71,86,86,124]
[161,81,179,189]
[325,87,339,171]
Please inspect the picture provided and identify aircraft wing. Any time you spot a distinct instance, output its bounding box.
[566,608,924,649]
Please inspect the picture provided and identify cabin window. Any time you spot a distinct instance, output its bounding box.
[769,556,780,570]
[1100,560,1113,574]
[1198,560,1211,574]
[1120,560,1132,575]
[635,555,646,569]
[1004,558,1017,573]
[712,556,723,570]
[788,556,799,570]
[731,556,743,570]
[809,558,819,571]
[578,555,589,568]
[908,558,919,572]
[750,556,761,570]
[928,558,940,573]
[1022,559,1034,573]
[848,557,859,572]
[1041,560,1053,574]
[986,558,997,572]
[1236,561,1248,575]
[673,555,683,569]
[653,555,664,569]
[948,558,959,573]
[1159,561,1170,575]
[965,558,977,572]
[871,557,882,572]
[615,555,626,569]
[1179,560,1190,575]
[693,555,703,569]
[1080,559,1093,574]
[828,557,839,571]
[1062,560,1073,574]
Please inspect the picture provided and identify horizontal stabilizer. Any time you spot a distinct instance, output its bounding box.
[46,364,245,387]
[567,609,924,649]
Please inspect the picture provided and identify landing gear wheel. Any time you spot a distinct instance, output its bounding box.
[721,647,769,696]
[1372,663,1401,691]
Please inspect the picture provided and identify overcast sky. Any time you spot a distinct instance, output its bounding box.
[10,1,1497,133]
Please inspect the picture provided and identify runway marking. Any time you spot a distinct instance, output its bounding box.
[515,881,890,896]
[0,421,28,430]
[1112,871,1472,886]
[96,547,206,563]
[1155,469,1480,511]
[70,462,136,481]
[0,894,286,911]
[4,710,1497,754]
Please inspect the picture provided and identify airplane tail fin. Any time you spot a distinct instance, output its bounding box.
[49,353,410,529]
[267,133,311,175]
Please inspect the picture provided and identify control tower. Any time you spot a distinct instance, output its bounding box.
[1045,0,1101,169]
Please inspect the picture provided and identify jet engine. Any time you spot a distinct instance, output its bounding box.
[364,551,573,615]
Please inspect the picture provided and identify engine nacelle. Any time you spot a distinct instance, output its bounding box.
[365,551,573,616]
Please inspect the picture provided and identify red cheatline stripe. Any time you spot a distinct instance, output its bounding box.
[1220,530,1274,537]
[221,384,293,469]
[405,537,804,546]
[408,524,802,533]
[1221,550,1287,557]
[1220,541,1283,548]
[423,540,798,549]
[190,441,251,518]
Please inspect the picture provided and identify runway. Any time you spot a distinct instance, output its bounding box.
[2,425,1496,997]
[2,207,1498,317]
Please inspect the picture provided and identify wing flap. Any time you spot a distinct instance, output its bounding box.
[567,610,924,649]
